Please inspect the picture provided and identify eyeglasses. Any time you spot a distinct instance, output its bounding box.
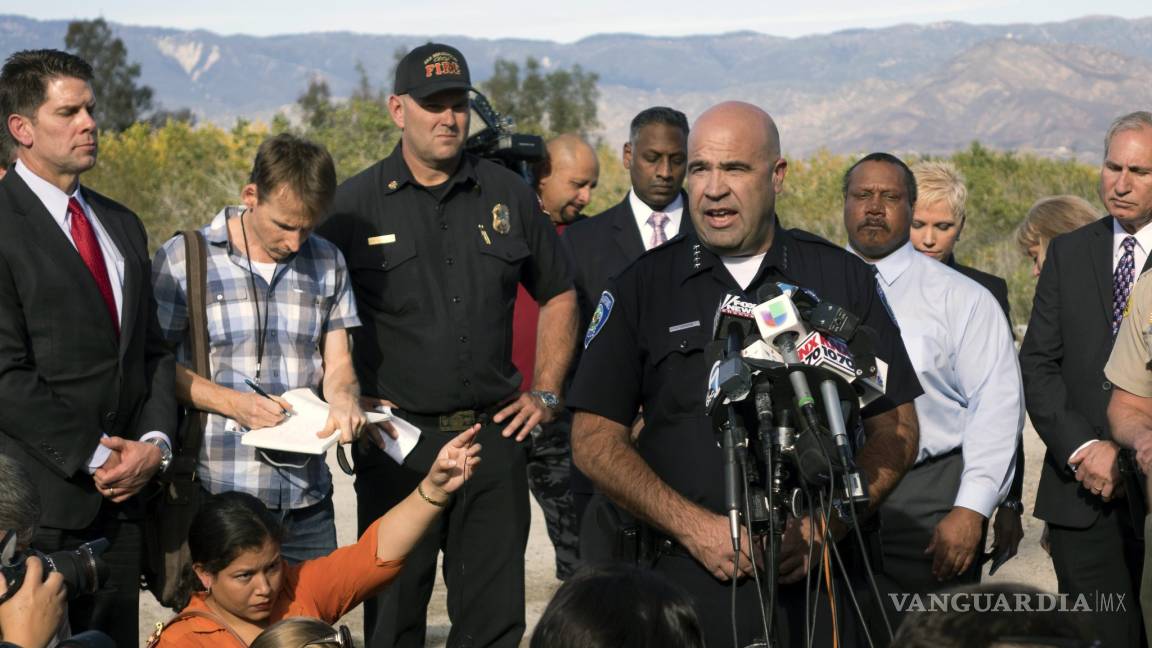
[304,625,353,648]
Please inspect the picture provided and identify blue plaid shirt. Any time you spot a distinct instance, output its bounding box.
[153,207,360,509]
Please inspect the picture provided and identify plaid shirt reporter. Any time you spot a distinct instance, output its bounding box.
[152,206,360,509]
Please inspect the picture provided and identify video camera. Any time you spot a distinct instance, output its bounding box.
[0,531,110,603]
[465,90,545,184]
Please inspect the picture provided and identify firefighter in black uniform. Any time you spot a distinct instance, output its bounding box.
[317,43,578,648]
[567,101,922,647]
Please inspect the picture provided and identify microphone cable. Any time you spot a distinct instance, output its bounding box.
[812,412,886,647]
[740,454,774,647]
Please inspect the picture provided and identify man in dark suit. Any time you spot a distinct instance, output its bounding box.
[0,50,175,648]
[0,132,13,179]
[1020,111,1152,648]
[561,106,690,544]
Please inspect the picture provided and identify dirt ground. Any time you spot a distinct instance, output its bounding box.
[139,418,1057,646]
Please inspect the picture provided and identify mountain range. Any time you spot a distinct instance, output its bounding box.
[2,13,1151,159]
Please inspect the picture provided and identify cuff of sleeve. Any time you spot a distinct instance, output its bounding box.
[954,483,1000,518]
[87,433,112,474]
[1106,367,1152,398]
[139,430,172,448]
[1068,439,1099,468]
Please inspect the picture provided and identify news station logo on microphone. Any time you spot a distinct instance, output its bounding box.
[753,295,807,342]
[796,331,856,382]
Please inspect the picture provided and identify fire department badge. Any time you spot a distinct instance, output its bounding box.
[492,204,511,234]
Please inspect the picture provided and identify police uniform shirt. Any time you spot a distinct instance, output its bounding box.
[567,221,923,511]
[1106,269,1152,395]
[318,144,573,414]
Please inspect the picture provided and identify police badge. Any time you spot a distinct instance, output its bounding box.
[492,204,511,234]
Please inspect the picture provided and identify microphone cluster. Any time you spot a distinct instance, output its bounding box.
[705,283,878,543]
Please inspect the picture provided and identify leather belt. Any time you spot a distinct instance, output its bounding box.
[393,401,509,433]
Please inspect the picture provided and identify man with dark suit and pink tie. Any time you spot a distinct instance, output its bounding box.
[0,49,175,648]
[561,107,691,553]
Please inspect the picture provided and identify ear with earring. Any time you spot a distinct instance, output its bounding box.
[196,570,213,596]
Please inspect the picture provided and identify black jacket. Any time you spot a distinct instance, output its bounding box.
[0,170,175,529]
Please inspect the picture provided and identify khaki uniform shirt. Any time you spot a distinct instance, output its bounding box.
[1106,270,1152,395]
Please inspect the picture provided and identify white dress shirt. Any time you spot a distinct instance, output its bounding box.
[14,160,167,470]
[629,189,683,250]
[858,242,1024,517]
[1112,216,1152,278]
[15,160,125,319]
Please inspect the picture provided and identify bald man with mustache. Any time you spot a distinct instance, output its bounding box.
[567,101,922,646]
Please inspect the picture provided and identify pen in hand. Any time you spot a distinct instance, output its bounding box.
[244,378,293,418]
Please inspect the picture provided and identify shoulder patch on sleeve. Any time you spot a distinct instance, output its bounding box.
[584,291,615,349]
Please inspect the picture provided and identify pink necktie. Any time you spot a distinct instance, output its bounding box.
[68,197,119,337]
[648,211,669,249]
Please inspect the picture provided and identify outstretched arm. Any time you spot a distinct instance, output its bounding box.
[374,426,482,561]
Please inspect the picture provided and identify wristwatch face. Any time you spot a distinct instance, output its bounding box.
[533,391,560,409]
[148,439,173,471]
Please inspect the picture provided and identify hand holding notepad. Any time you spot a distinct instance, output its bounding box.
[242,388,420,464]
[242,388,390,455]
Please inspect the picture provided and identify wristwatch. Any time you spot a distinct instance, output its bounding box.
[999,498,1023,515]
[531,390,563,413]
[145,437,174,475]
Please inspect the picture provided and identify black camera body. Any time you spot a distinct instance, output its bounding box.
[465,90,545,184]
[0,531,110,603]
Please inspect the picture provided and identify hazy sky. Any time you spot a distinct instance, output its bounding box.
[2,0,1149,41]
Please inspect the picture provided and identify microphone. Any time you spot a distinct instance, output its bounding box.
[705,294,755,413]
[809,300,861,340]
[757,284,885,407]
[795,331,857,384]
[720,321,747,554]
[847,325,886,406]
[713,292,758,340]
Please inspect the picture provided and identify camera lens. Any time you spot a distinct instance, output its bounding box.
[40,538,110,598]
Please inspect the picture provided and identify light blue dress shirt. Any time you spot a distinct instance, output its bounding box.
[859,242,1023,517]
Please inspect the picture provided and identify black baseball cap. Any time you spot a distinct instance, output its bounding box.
[393,42,473,99]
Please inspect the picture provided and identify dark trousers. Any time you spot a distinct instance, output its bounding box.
[33,505,141,648]
[355,421,530,648]
[650,532,883,648]
[1048,503,1145,648]
[876,451,983,631]
[526,409,578,580]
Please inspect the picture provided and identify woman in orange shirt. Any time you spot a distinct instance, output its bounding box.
[149,428,480,647]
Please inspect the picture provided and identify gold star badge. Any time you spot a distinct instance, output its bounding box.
[387,180,398,190]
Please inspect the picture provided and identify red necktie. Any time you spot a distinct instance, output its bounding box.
[67,197,119,337]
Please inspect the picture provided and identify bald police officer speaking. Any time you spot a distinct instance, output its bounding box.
[317,43,578,648]
[567,101,922,646]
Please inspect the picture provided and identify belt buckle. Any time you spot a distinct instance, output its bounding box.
[439,411,476,432]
